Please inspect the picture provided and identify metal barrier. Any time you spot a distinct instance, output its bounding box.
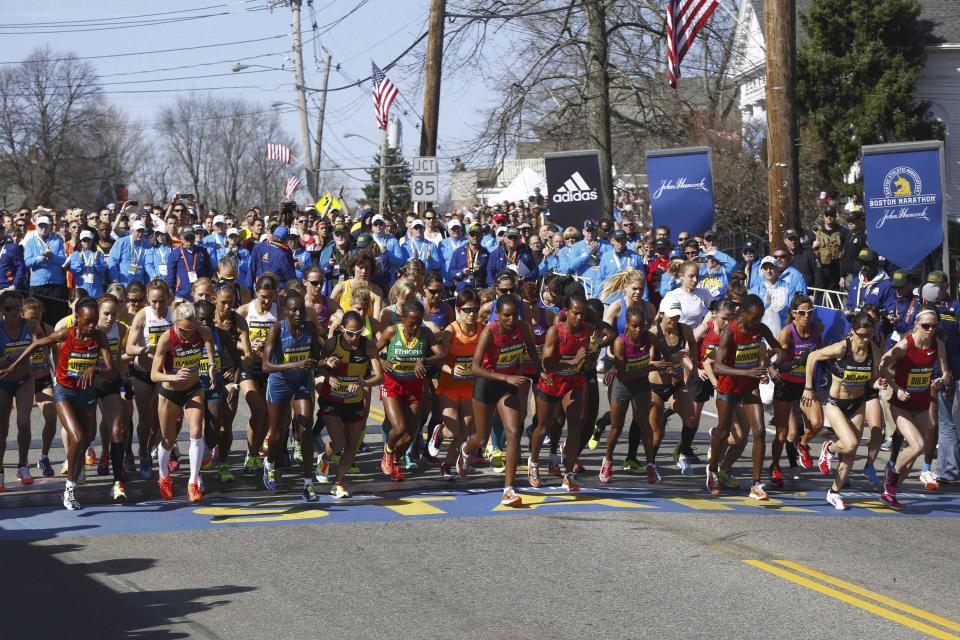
[809,287,848,309]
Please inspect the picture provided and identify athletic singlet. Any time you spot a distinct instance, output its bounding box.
[522,306,549,374]
[653,320,687,378]
[384,325,430,380]
[440,321,479,394]
[140,306,173,348]
[320,335,369,404]
[55,326,100,388]
[0,319,33,368]
[481,321,524,375]
[828,338,873,389]
[716,320,763,396]
[339,280,356,312]
[270,320,314,384]
[162,327,203,374]
[621,332,651,382]
[423,300,448,330]
[199,326,222,381]
[314,297,331,328]
[31,324,51,374]
[616,295,649,334]
[97,322,120,370]
[246,301,278,349]
[537,321,590,395]
[699,321,721,362]
[892,334,937,409]
[780,322,818,384]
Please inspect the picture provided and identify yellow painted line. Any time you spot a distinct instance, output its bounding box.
[493,492,656,512]
[774,560,960,632]
[745,560,960,640]
[670,495,814,513]
[374,496,455,516]
[194,503,329,524]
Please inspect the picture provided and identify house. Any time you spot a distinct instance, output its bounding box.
[730,0,960,211]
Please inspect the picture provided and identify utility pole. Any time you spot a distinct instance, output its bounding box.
[290,0,316,200]
[584,0,613,218]
[765,0,799,250]
[419,0,446,158]
[313,54,332,196]
[379,123,389,214]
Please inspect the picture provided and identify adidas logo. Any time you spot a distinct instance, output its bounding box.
[552,171,599,203]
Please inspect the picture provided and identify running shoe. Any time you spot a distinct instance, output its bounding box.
[16,465,33,486]
[254,455,264,469]
[788,466,802,481]
[62,486,80,511]
[97,454,110,476]
[919,470,940,491]
[403,453,418,472]
[880,492,904,510]
[187,482,203,503]
[331,482,351,499]
[686,451,703,465]
[217,464,235,482]
[111,481,127,502]
[197,476,205,493]
[825,490,848,510]
[124,452,137,473]
[677,454,693,476]
[672,443,681,464]
[263,467,280,491]
[468,451,486,465]
[457,444,470,478]
[572,461,585,474]
[547,453,562,477]
[599,458,613,484]
[158,476,174,500]
[243,454,258,475]
[139,454,153,480]
[380,448,393,477]
[862,465,880,487]
[427,424,444,459]
[707,427,716,463]
[500,487,522,507]
[883,464,898,496]
[749,482,769,501]
[622,458,642,473]
[528,460,542,488]
[302,483,319,502]
[293,441,303,464]
[85,447,96,466]
[769,467,784,488]
[818,441,834,475]
[316,454,331,483]
[37,456,54,478]
[490,449,505,474]
[880,438,892,452]
[201,455,213,471]
[390,462,404,482]
[716,468,739,489]
[60,460,69,476]
[440,463,454,481]
[706,470,721,496]
[797,443,813,469]
[646,463,661,484]
[561,472,581,492]
[587,426,601,450]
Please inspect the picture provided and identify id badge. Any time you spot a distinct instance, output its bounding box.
[188,271,198,284]
[158,264,168,276]
[128,263,139,275]
[82,273,95,284]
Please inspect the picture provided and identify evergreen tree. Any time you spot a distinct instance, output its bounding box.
[797,0,943,186]
[362,146,412,213]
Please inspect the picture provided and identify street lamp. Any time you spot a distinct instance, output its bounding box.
[343,132,377,146]
[232,63,285,73]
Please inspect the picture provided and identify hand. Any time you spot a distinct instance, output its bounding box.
[811,240,820,250]
[839,277,846,289]
[877,377,890,389]
[573,346,587,366]
[603,368,616,386]
[43,250,52,259]
[299,358,317,370]
[504,374,528,388]
[748,366,767,380]
[176,368,196,382]
[414,359,427,378]
[767,366,781,382]
[453,364,468,378]
[252,339,264,353]
[896,387,911,402]
[79,367,96,389]
[0,366,11,380]
[801,389,817,407]
[324,356,341,369]
[698,368,709,381]
[588,240,599,255]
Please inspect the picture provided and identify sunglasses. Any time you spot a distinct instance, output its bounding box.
[306,280,323,287]
[794,309,811,317]
[919,323,937,330]
[853,330,874,340]
[773,255,788,260]
[761,265,775,270]
[459,306,478,314]
[342,327,362,336]
[426,288,444,295]
[684,251,699,256]
[497,287,515,294]
[373,221,384,226]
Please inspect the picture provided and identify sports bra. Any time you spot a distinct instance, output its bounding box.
[829,338,873,388]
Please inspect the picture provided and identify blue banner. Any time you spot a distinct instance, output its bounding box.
[646,147,715,242]
[862,142,944,270]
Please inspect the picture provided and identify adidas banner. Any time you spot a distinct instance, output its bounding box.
[543,150,605,228]
[862,141,946,270]
[646,146,714,242]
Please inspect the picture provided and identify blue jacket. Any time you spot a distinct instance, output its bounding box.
[538,252,561,275]
[23,233,67,286]
[67,249,109,297]
[316,243,354,297]
[394,237,443,274]
[245,240,297,292]
[165,244,214,298]
[707,249,737,276]
[845,273,894,314]
[486,246,538,284]
[750,268,808,325]
[439,236,468,285]
[481,234,499,253]
[598,249,643,284]
[108,236,152,285]
[0,240,27,290]
[698,266,730,300]
[448,243,489,291]
[562,239,611,298]
[371,233,401,284]
[887,294,921,336]
[215,245,251,282]
[203,232,227,253]
[147,245,173,281]
[933,299,960,374]
[292,247,314,280]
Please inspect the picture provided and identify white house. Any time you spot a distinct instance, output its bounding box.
[731,0,960,212]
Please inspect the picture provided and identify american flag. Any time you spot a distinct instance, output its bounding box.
[371,62,398,130]
[666,0,719,88]
[265,142,292,165]
[283,174,301,200]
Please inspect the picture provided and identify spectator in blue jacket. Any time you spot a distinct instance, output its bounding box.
[108,220,151,285]
[598,229,643,301]
[218,228,250,286]
[244,226,297,293]
[165,225,214,299]
[439,219,468,285]
[370,215,401,285]
[0,229,27,291]
[394,219,443,274]
[317,223,355,296]
[449,223,490,291]
[699,254,730,300]
[487,227,538,284]
[203,215,228,253]
[538,231,563,275]
[147,227,174,281]
[23,215,68,317]
[845,248,894,316]
[750,254,808,325]
[288,229,313,280]
[66,230,109,298]
[560,220,610,298]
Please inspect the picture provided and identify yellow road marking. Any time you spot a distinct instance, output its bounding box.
[745,560,960,640]
[670,495,814,512]
[195,503,329,524]
[493,492,655,512]
[774,560,960,632]
[375,496,455,516]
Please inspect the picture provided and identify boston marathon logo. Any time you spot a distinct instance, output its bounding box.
[870,166,936,229]
[653,176,709,199]
[552,171,598,203]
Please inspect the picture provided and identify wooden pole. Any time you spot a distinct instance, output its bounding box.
[418,0,446,158]
[764,0,799,251]
[585,0,613,218]
[313,54,332,196]
[290,0,315,199]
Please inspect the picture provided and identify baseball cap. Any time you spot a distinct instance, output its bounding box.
[890,270,909,287]
[654,239,671,252]
[517,222,532,230]
[760,256,777,268]
[130,221,146,232]
[492,212,508,223]
[272,225,290,242]
[79,230,95,241]
[824,204,837,217]
[411,219,426,229]
[922,283,942,302]
[226,228,240,237]
[372,215,386,225]
[505,227,520,237]
[583,219,597,231]
[659,297,683,318]
[332,223,348,235]
[927,270,948,285]
[857,248,878,263]
[180,225,196,237]
[703,230,717,241]
[612,229,627,241]
[213,214,226,225]
[468,223,482,236]
[784,229,799,239]
[356,233,374,249]
[742,241,757,254]
[287,227,300,238]
[36,216,51,227]
[496,227,507,237]
[447,220,463,231]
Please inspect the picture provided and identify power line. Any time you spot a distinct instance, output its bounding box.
[0,2,250,27]
[93,52,285,78]
[0,13,231,36]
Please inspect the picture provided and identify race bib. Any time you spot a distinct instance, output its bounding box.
[66,351,98,378]
[734,342,761,369]
[495,344,523,370]
[453,354,474,380]
[906,368,933,392]
[284,348,310,364]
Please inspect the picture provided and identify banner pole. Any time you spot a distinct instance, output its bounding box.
[940,140,950,279]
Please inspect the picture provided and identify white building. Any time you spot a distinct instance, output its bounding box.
[731,0,960,211]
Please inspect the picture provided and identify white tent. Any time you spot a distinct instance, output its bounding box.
[487,167,547,204]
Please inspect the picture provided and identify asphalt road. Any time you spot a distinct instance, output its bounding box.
[3,391,960,640]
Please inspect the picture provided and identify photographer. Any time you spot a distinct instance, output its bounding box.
[448,223,489,291]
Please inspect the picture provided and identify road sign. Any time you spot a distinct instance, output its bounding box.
[413,156,437,175]
[412,155,438,203]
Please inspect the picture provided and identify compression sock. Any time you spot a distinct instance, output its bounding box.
[491,414,506,452]
[921,462,932,473]
[157,444,172,479]
[188,438,203,484]
[786,441,798,468]
[890,432,904,464]
[110,442,124,482]
[680,427,696,455]
[627,420,641,460]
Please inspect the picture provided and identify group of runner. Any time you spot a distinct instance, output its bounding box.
[0,253,950,511]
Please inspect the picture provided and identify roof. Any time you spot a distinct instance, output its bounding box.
[749,0,959,46]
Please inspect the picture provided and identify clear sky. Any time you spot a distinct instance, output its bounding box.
[0,0,494,196]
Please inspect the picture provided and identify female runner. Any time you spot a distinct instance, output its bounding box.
[151,301,216,502]
[802,311,883,509]
[330,249,384,320]
[303,265,340,341]
[213,284,249,481]
[92,294,130,500]
[106,282,137,473]
[0,291,40,489]
[459,294,538,507]
[262,292,320,497]
[0,298,115,510]
[237,274,279,474]
[318,310,383,497]
[879,307,951,509]
[21,297,57,478]
[125,279,173,478]
[420,271,454,464]
[196,300,242,480]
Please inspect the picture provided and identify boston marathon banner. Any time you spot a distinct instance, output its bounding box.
[646,146,715,242]
[543,150,605,229]
[862,140,946,270]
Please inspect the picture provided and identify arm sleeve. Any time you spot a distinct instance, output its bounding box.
[108,242,123,282]
[23,239,44,268]
[51,239,67,265]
